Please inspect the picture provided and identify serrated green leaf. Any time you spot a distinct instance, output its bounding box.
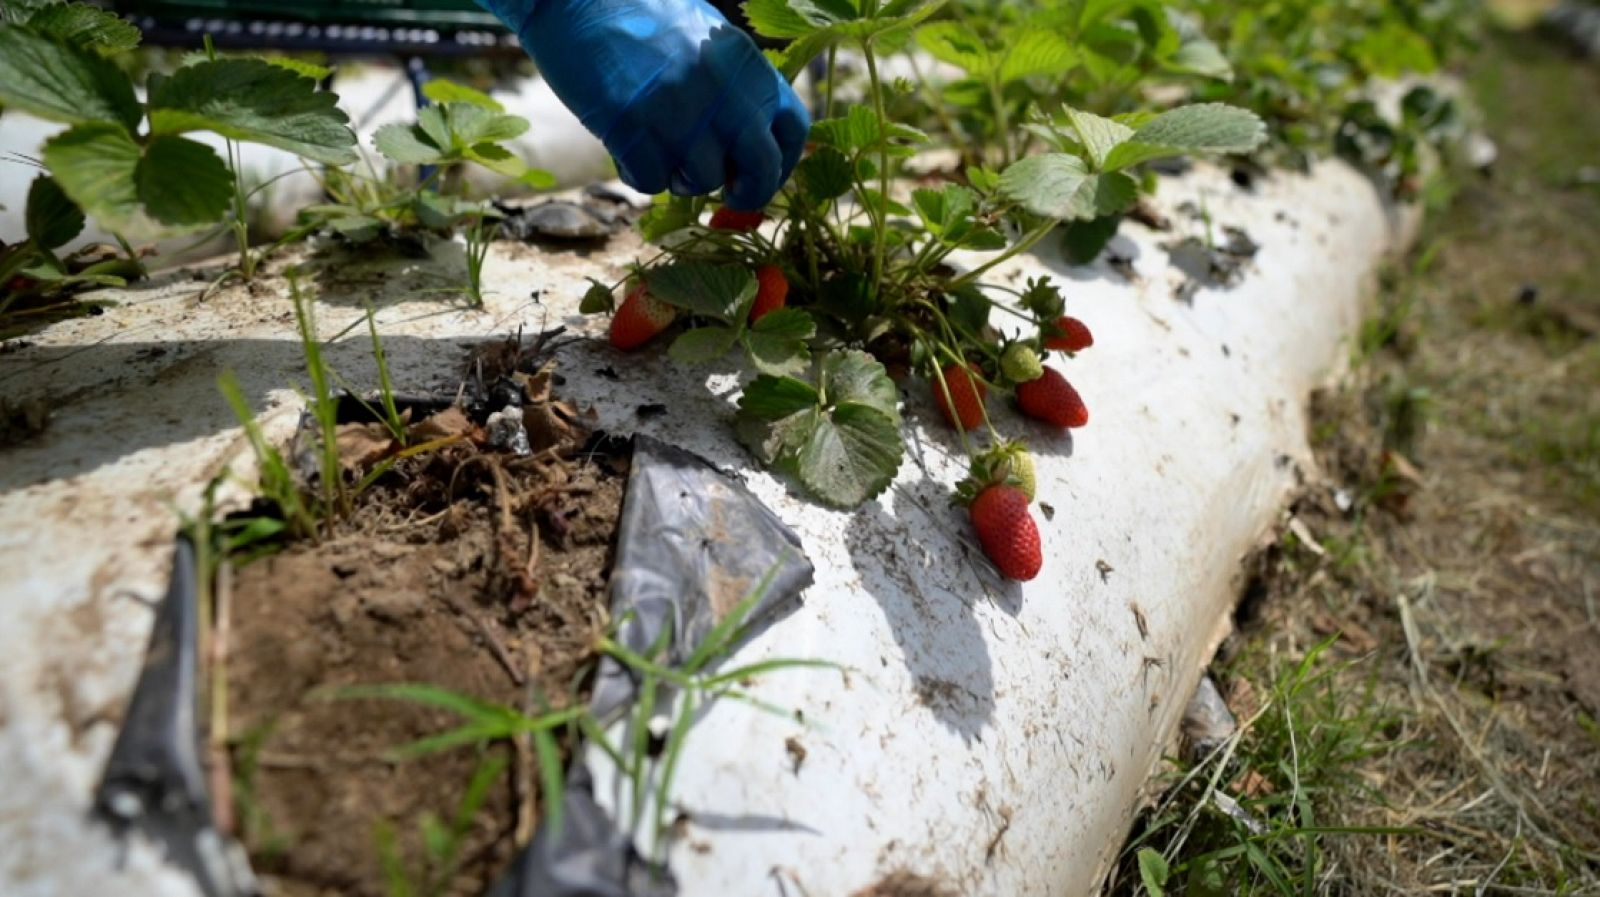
[916,21,994,77]
[643,263,756,323]
[810,105,882,153]
[998,28,1079,82]
[669,325,739,364]
[999,154,1138,221]
[1064,106,1135,170]
[422,78,504,112]
[26,3,140,54]
[136,136,232,227]
[373,121,443,164]
[0,24,140,130]
[744,309,815,376]
[417,104,452,149]
[739,374,820,420]
[912,184,976,241]
[447,103,528,146]
[743,0,819,39]
[149,59,357,165]
[25,175,84,250]
[1101,104,1266,171]
[465,142,526,178]
[636,194,697,242]
[795,147,853,202]
[796,403,902,507]
[823,349,898,420]
[42,122,141,230]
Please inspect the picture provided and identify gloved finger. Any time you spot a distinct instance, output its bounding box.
[669,131,727,197]
[723,122,782,211]
[609,127,671,196]
[770,86,810,183]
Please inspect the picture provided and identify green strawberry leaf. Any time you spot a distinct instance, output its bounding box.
[26,2,141,54]
[736,352,904,507]
[739,374,821,420]
[912,183,976,243]
[0,23,140,131]
[795,403,902,508]
[1063,106,1135,170]
[743,308,815,376]
[795,147,853,202]
[638,194,699,243]
[822,349,899,421]
[999,154,1138,221]
[25,175,84,250]
[421,78,505,112]
[1101,104,1266,171]
[643,263,757,323]
[998,28,1079,82]
[374,120,444,164]
[446,103,529,146]
[41,122,142,231]
[669,325,740,364]
[136,135,233,227]
[149,58,358,165]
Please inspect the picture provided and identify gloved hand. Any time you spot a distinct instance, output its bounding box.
[477,0,810,209]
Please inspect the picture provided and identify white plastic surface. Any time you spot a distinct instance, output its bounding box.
[0,161,1415,897]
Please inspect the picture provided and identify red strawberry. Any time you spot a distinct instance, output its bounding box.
[750,264,788,323]
[969,484,1042,581]
[1043,315,1093,353]
[608,283,676,351]
[709,208,765,231]
[934,361,987,432]
[1016,367,1088,428]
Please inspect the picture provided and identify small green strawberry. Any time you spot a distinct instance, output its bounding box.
[1001,344,1044,384]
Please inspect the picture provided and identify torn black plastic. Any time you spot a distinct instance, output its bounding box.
[93,535,259,897]
[490,433,815,897]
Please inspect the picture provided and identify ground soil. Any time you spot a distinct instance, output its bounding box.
[226,434,626,897]
[1111,28,1600,895]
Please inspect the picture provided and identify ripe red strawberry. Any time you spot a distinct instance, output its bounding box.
[750,264,788,323]
[709,207,765,231]
[608,283,676,351]
[1016,367,1088,428]
[1043,315,1093,353]
[933,362,987,432]
[969,484,1042,581]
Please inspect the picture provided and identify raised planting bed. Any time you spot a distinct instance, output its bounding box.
[0,151,1418,897]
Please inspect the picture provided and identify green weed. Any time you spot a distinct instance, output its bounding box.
[1115,637,1406,896]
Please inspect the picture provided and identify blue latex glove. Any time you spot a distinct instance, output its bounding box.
[477,0,810,209]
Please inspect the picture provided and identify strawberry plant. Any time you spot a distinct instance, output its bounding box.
[0,2,357,242]
[299,79,554,244]
[578,0,1263,578]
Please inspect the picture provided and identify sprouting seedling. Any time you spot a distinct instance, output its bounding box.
[373,752,510,897]
[287,270,345,530]
[217,372,318,539]
[325,682,586,838]
[596,556,842,858]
